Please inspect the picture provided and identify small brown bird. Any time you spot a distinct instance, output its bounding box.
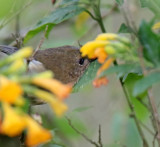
[0,45,90,84]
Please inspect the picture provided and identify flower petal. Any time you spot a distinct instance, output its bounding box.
[32,78,72,99]
[97,58,114,76]
[93,77,108,88]
[0,76,23,104]
[95,33,117,41]
[25,116,52,147]
[34,90,68,117]
[94,47,108,63]
[80,41,109,58]
[0,103,26,137]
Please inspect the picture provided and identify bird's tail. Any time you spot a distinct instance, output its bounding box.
[0,45,18,55]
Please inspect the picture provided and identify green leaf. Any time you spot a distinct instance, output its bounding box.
[133,72,160,96]
[73,60,101,92]
[99,64,141,78]
[125,73,149,121]
[115,0,124,6]
[139,0,160,16]
[138,21,160,66]
[73,106,93,112]
[139,0,148,7]
[118,23,132,33]
[24,4,84,43]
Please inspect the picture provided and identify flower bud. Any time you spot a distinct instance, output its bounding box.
[105,46,116,54]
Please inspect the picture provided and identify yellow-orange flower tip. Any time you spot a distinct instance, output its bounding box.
[152,22,160,30]
[80,41,109,58]
[49,99,68,117]
[0,76,23,104]
[95,33,117,41]
[9,59,24,72]
[97,58,114,76]
[32,78,72,99]
[33,90,68,116]
[94,47,108,64]
[10,47,33,61]
[25,116,52,147]
[0,103,26,137]
[93,77,109,88]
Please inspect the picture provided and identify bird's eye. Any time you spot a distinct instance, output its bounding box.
[79,58,85,65]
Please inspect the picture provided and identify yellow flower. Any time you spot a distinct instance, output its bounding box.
[25,116,51,147]
[34,90,68,117]
[0,103,26,137]
[8,47,33,61]
[95,33,117,41]
[152,22,160,30]
[32,78,72,99]
[7,59,25,73]
[0,76,23,104]
[94,47,108,63]
[80,40,109,58]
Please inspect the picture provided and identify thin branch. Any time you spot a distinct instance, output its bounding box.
[31,25,48,58]
[78,3,117,42]
[84,9,99,21]
[65,116,100,147]
[137,46,160,146]
[98,125,103,147]
[153,132,158,147]
[139,121,155,136]
[0,0,32,30]
[136,97,151,111]
[118,78,149,147]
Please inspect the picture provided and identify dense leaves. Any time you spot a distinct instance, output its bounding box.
[138,21,160,66]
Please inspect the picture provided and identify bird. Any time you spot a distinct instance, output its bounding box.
[0,45,90,84]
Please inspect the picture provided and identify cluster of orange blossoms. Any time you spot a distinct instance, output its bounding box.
[80,33,130,87]
[0,47,72,146]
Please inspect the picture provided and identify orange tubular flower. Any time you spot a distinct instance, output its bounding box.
[0,103,26,137]
[32,78,72,100]
[97,58,114,77]
[0,76,23,104]
[25,116,52,147]
[94,47,108,63]
[93,77,109,88]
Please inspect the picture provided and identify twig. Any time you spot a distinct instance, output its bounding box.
[31,25,48,58]
[138,46,160,146]
[79,3,117,41]
[139,121,155,136]
[136,97,151,111]
[0,0,32,30]
[119,78,149,147]
[98,125,103,147]
[153,132,158,147]
[65,116,100,147]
